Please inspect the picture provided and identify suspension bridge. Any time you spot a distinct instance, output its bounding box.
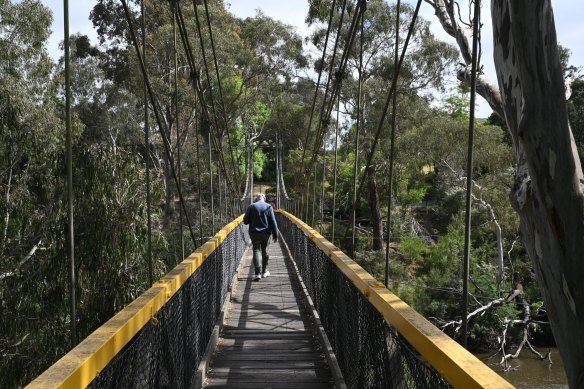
[27,211,513,388]
[17,0,565,386]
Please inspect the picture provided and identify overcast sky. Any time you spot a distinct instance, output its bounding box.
[44,0,584,117]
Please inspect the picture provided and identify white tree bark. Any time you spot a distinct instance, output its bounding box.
[426,0,584,385]
[474,195,505,294]
[424,0,505,118]
[492,1,584,386]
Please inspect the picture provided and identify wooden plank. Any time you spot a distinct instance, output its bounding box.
[227,308,301,314]
[223,325,308,332]
[217,339,314,351]
[226,316,305,322]
[205,380,332,389]
[224,317,308,325]
[207,368,331,380]
[220,330,312,339]
[218,342,313,349]
[229,305,303,311]
[204,241,334,389]
[209,361,328,370]
[212,352,325,361]
[216,347,317,354]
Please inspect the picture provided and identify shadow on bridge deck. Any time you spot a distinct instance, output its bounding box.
[203,241,336,389]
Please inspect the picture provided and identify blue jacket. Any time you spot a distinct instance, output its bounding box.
[243,200,278,240]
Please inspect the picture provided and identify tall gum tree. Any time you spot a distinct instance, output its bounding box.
[425,0,583,385]
[307,0,457,251]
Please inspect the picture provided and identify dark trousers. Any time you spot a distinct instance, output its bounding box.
[249,232,270,275]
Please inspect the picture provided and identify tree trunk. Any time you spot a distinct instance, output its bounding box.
[368,165,383,250]
[492,1,584,386]
[474,196,505,294]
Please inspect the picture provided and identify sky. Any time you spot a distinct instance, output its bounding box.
[44,0,584,118]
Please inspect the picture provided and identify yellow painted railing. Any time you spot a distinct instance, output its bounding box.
[28,210,514,389]
[26,215,244,389]
[278,210,514,389]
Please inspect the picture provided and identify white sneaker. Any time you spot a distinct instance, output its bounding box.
[262,270,270,278]
[253,274,261,281]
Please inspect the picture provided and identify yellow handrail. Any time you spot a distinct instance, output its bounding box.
[277,210,514,389]
[26,215,244,389]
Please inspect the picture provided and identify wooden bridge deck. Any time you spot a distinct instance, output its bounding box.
[203,240,336,389]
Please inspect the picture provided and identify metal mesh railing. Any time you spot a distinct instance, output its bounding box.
[277,212,450,389]
[30,212,512,389]
[27,218,248,389]
[86,222,247,389]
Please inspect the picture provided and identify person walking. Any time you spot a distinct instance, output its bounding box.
[243,193,279,281]
[267,196,277,210]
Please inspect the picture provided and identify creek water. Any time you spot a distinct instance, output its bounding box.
[476,349,568,388]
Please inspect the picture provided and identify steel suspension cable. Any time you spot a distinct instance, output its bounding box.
[331,84,340,244]
[351,7,365,253]
[320,141,326,234]
[225,179,228,220]
[191,0,223,163]
[299,0,339,176]
[312,163,317,227]
[306,0,365,178]
[63,0,76,347]
[175,5,237,210]
[462,0,481,349]
[385,0,401,287]
[218,164,223,225]
[120,0,198,246]
[202,0,241,187]
[172,0,184,259]
[141,0,153,287]
[250,138,254,205]
[341,0,422,245]
[301,1,365,223]
[208,132,215,233]
[194,99,204,245]
[307,0,350,168]
[191,0,242,208]
[276,134,281,209]
[300,0,349,219]
[305,182,311,222]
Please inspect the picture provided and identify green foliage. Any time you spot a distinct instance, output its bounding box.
[253,148,267,179]
[443,89,470,120]
[395,175,429,207]
[354,250,386,281]
[249,102,271,128]
[74,145,166,333]
[0,0,556,383]
[399,237,427,264]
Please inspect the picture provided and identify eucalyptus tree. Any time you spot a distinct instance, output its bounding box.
[0,0,68,385]
[1,2,164,384]
[231,11,308,185]
[91,1,307,224]
[307,0,458,250]
[424,0,584,385]
[56,32,166,335]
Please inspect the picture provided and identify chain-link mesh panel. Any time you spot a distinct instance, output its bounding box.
[277,214,451,389]
[87,223,248,389]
